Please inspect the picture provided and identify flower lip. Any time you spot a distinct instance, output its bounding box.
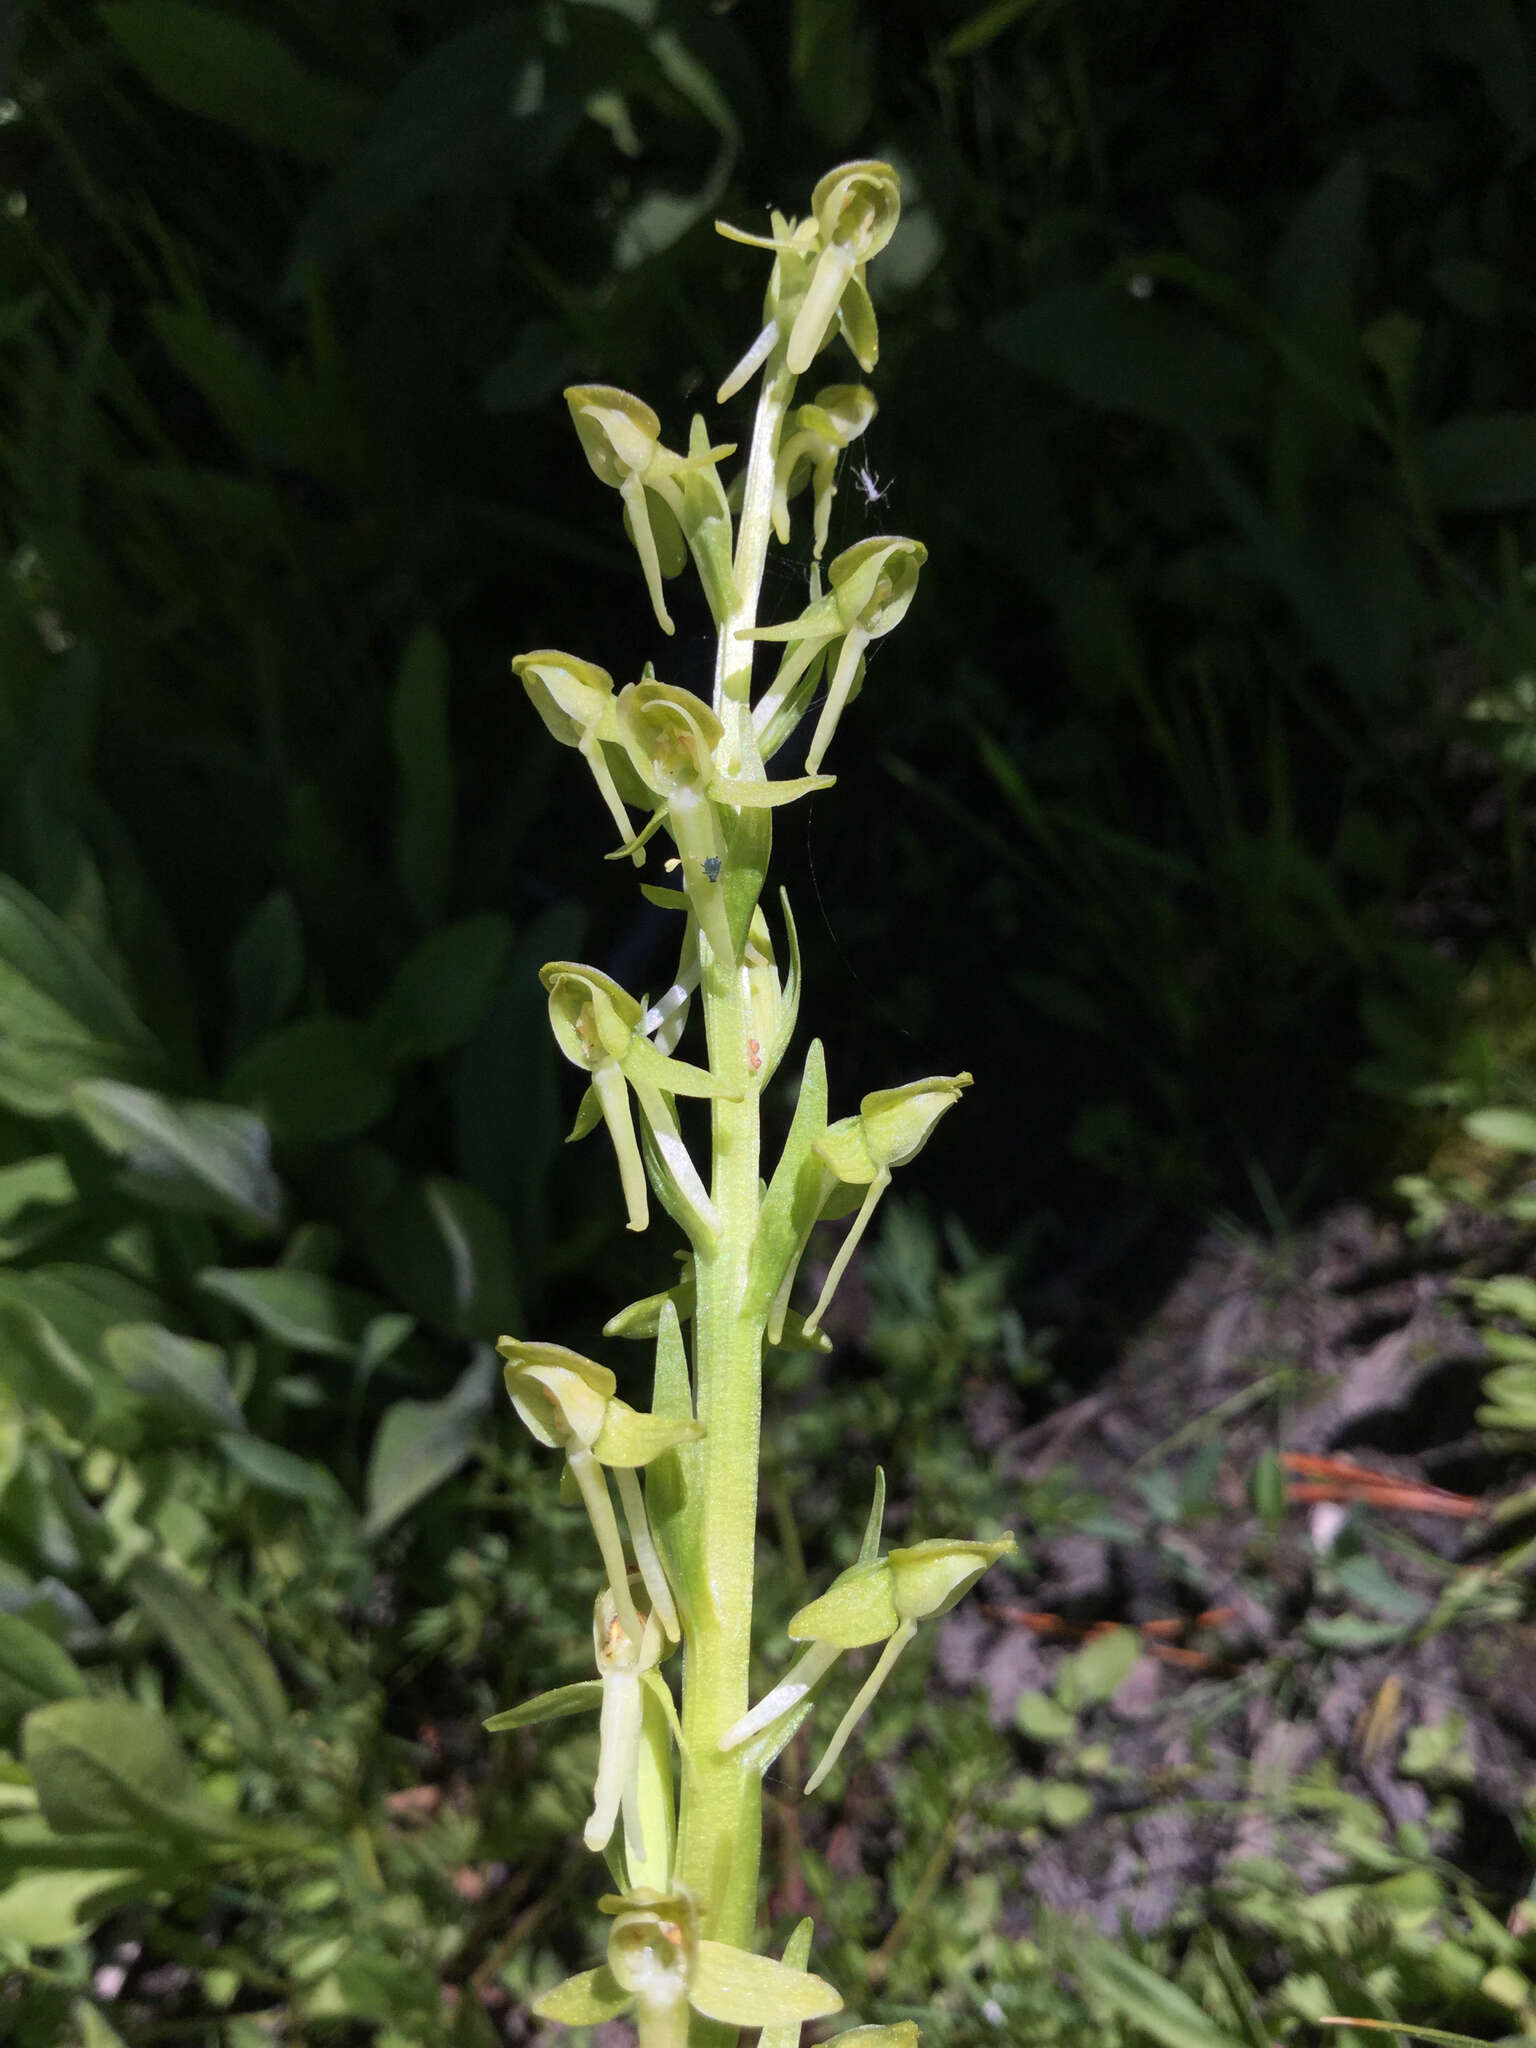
[594,1579,664,1675]
[616,681,724,799]
[541,962,643,1069]
[602,1886,699,2004]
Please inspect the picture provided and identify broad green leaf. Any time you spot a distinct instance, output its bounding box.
[1328,1553,1426,1623]
[0,1378,20,1496]
[0,880,161,1116]
[100,2,369,164]
[0,1156,77,1256]
[103,1322,244,1436]
[988,285,1263,438]
[0,1615,87,1742]
[362,1351,496,1539]
[70,1081,282,1236]
[217,1433,349,1508]
[354,1173,522,1340]
[23,1697,247,1841]
[391,626,454,928]
[0,1867,137,1949]
[1265,156,1368,488]
[148,303,288,457]
[1459,1273,1536,1327]
[0,1302,97,1433]
[124,1557,288,1750]
[369,915,514,1068]
[227,890,303,1050]
[690,1939,843,2027]
[1073,1936,1249,2048]
[0,1267,157,1434]
[791,0,872,144]
[75,2003,131,2048]
[1015,1690,1075,1744]
[1041,1780,1094,1828]
[532,1965,631,2026]
[284,13,563,285]
[1304,1613,1409,1651]
[225,1016,394,1142]
[484,1680,603,1732]
[198,1266,384,1359]
[1464,1106,1536,1153]
[0,876,155,1051]
[1421,412,1536,512]
[1055,1627,1140,1709]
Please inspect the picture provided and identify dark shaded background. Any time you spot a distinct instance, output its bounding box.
[3,0,1535,1361]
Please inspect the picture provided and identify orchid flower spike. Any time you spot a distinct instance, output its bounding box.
[513,649,641,860]
[772,385,878,558]
[543,960,736,1239]
[534,1885,842,2048]
[498,1336,703,1643]
[565,386,736,636]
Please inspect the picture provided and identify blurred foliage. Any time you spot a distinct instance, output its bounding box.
[1,0,1535,2039]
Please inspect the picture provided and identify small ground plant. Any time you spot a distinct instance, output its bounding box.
[491,162,1013,2047]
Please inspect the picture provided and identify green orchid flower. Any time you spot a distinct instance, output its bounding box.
[715,160,901,393]
[614,681,831,966]
[747,535,926,769]
[498,1337,703,1645]
[772,384,878,559]
[764,1071,971,1344]
[543,960,737,1239]
[565,386,736,636]
[534,1886,842,2048]
[485,1577,677,1879]
[722,1502,1014,1795]
[513,649,642,860]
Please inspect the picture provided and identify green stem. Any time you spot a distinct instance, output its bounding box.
[674,924,764,1953]
[715,354,796,727]
[672,347,798,2033]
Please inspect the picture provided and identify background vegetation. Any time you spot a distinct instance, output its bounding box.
[0,1,1534,2042]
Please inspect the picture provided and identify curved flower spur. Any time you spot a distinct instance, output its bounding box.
[500,163,1013,2048]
